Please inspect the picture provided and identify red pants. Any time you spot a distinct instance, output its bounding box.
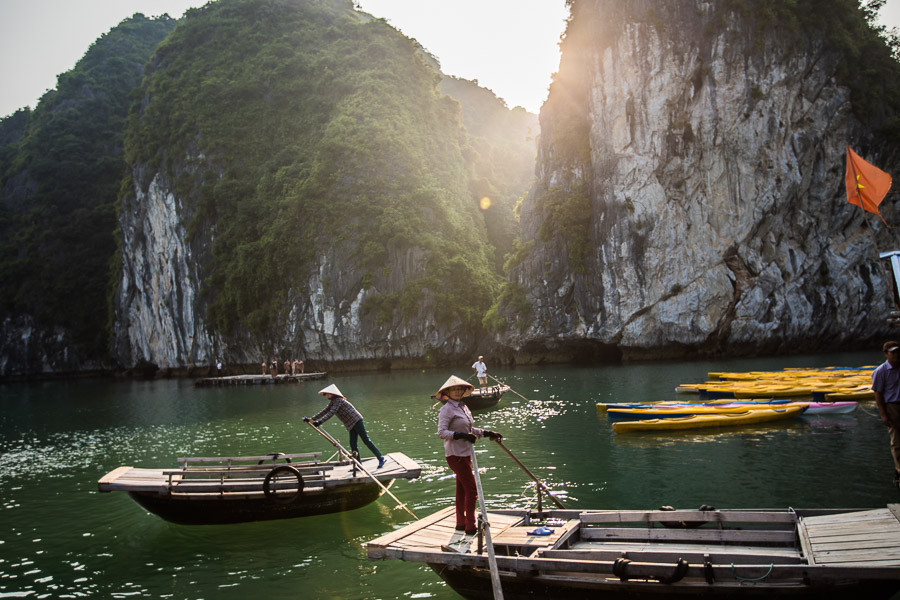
[446,455,478,530]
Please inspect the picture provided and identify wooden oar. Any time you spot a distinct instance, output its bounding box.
[470,445,505,600]
[487,373,529,402]
[305,421,419,520]
[493,439,565,509]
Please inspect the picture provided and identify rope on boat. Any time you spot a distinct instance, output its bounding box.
[731,562,774,582]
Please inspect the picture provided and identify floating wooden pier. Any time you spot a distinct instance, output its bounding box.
[194,372,326,387]
[367,504,900,599]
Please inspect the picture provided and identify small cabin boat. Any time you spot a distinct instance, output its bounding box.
[367,504,900,599]
[98,451,421,525]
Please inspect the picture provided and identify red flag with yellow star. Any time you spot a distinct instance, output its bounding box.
[846,145,892,215]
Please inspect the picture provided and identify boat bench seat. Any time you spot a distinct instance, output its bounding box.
[169,476,324,494]
[161,465,334,478]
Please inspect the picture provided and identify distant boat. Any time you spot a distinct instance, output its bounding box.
[611,406,805,433]
[97,451,421,525]
[432,384,510,411]
[367,504,900,599]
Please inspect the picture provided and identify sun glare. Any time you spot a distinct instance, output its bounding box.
[479,196,492,210]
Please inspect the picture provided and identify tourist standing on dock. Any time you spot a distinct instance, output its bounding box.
[472,356,488,387]
[304,384,385,469]
[283,359,291,376]
[436,375,502,534]
[873,341,900,487]
[261,361,267,375]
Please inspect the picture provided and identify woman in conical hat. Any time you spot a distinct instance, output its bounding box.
[435,375,502,534]
[304,383,385,469]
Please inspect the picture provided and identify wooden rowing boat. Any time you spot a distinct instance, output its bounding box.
[97,451,421,525]
[367,504,900,599]
[611,406,805,433]
[432,385,510,411]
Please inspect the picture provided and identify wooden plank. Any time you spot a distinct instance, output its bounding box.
[797,521,816,565]
[579,509,796,524]
[97,466,133,487]
[369,548,900,582]
[177,452,322,463]
[572,540,803,558]
[367,506,455,556]
[801,509,892,526]
[539,548,805,565]
[889,504,900,524]
[580,526,797,544]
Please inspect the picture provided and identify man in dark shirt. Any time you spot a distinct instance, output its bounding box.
[872,340,900,487]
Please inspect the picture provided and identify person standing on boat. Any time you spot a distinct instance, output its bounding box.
[472,356,488,388]
[873,341,900,487]
[304,384,386,469]
[436,375,503,534]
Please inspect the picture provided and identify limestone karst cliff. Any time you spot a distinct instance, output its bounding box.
[112,0,535,372]
[0,14,177,376]
[496,0,900,362]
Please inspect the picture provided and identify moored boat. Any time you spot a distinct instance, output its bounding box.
[611,406,805,433]
[605,401,856,420]
[97,451,421,525]
[367,504,900,599]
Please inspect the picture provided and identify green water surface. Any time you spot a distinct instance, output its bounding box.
[1,351,897,599]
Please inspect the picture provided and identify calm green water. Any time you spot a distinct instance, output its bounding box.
[1,351,898,599]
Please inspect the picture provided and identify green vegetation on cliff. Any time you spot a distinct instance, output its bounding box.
[126,0,514,337]
[719,0,900,136]
[0,14,176,359]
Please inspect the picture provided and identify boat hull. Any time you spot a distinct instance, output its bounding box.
[128,481,386,525]
[465,385,509,411]
[430,563,900,600]
[612,406,804,433]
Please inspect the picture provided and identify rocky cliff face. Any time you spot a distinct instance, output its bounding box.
[111,0,531,372]
[501,0,899,362]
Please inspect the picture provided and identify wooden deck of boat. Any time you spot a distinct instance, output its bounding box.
[799,505,900,567]
[368,506,578,558]
[368,504,900,573]
[194,372,326,387]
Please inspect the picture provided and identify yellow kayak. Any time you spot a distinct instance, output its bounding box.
[612,406,805,433]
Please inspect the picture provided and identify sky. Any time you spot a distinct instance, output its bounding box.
[0,0,569,117]
[2,0,900,118]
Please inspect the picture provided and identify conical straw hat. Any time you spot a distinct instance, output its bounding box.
[436,375,473,399]
[318,384,344,397]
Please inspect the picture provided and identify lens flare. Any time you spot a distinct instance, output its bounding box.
[479,196,492,210]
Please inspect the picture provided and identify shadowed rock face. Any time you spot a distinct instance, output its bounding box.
[502,0,897,362]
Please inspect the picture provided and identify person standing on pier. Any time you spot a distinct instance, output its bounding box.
[304,384,385,469]
[436,375,502,534]
[873,340,900,488]
[472,356,488,388]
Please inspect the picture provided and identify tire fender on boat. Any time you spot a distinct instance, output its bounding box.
[263,465,304,503]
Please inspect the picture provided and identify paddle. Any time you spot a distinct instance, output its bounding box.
[305,421,419,520]
[487,373,530,402]
[492,439,565,509]
[470,444,505,600]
